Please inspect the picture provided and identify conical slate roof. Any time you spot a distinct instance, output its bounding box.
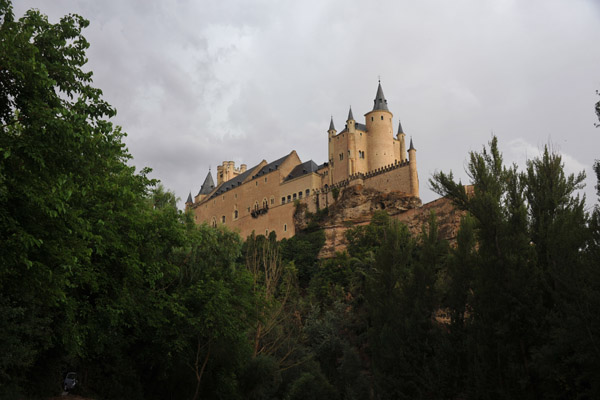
[328,116,336,131]
[397,120,404,134]
[347,106,354,121]
[186,191,193,204]
[197,171,215,196]
[372,81,389,111]
[409,137,416,151]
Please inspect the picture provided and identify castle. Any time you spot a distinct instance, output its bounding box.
[185,82,420,239]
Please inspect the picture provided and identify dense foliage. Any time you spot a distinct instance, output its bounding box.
[2,2,600,399]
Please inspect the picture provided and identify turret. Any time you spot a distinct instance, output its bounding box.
[328,116,336,137]
[397,120,407,162]
[346,106,355,133]
[327,116,336,166]
[185,191,193,210]
[195,170,215,202]
[408,138,419,197]
[364,81,394,171]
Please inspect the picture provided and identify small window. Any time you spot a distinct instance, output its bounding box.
[293,193,297,200]
[287,195,291,202]
[381,115,383,120]
[266,229,268,235]
[264,177,267,183]
[284,224,287,232]
[348,150,350,157]
[281,197,286,204]
[255,181,258,186]
[306,189,310,197]
[339,153,343,161]
[270,197,274,205]
[298,191,302,199]
[371,116,373,121]
[234,210,238,219]
[221,216,225,223]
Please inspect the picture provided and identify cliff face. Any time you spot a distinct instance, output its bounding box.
[293,185,464,258]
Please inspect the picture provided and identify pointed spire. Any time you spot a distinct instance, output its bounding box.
[347,106,354,121]
[197,170,215,195]
[397,120,404,134]
[409,137,416,151]
[328,116,336,132]
[186,191,193,204]
[372,81,389,111]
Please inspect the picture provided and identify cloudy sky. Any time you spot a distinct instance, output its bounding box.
[14,0,600,208]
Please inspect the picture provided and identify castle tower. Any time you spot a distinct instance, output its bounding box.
[185,191,193,210]
[327,116,336,184]
[365,81,395,171]
[346,106,357,174]
[397,120,407,162]
[195,170,215,202]
[408,138,419,197]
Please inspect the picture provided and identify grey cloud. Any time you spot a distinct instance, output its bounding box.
[14,0,600,207]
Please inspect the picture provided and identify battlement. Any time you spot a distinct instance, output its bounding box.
[216,161,247,186]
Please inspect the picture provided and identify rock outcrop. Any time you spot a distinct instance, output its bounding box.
[293,185,465,259]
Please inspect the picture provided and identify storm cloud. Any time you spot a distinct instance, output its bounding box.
[14,0,600,207]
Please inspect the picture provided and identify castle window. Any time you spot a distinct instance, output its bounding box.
[298,191,302,198]
[266,229,268,235]
[222,216,226,223]
[284,224,287,232]
[381,115,384,120]
[306,189,310,197]
[293,193,297,200]
[287,195,291,202]
[371,117,373,121]
[270,196,275,205]
[348,150,350,157]
[211,217,217,228]
[234,210,238,219]
[255,181,258,186]
[264,177,267,183]
[339,153,343,161]
[247,207,250,212]
[281,197,285,204]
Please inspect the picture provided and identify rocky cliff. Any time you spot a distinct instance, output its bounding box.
[294,185,465,258]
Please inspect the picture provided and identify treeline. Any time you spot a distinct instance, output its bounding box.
[2,2,600,399]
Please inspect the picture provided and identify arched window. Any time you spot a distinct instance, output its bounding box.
[211,217,217,228]
[221,215,225,223]
[234,210,238,219]
[305,189,310,197]
[281,197,285,204]
[287,195,291,203]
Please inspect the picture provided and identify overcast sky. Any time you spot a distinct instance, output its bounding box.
[14,0,600,208]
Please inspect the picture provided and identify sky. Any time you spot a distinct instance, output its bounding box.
[14,0,600,209]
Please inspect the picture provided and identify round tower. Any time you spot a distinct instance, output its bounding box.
[327,116,336,164]
[408,138,419,197]
[397,120,407,162]
[365,82,395,171]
